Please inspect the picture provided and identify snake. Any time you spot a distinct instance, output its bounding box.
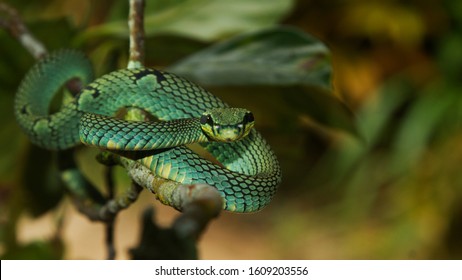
[14,50,281,212]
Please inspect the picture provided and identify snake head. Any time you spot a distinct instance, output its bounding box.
[200,108,254,142]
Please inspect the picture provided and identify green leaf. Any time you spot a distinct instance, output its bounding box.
[1,240,64,260]
[168,26,332,88]
[28,18,77,50]
[21,146,65,217]
[144,35,207,65]
[78,0,294,42]
[437,33,462,82]
[355,78,415,147]
[283,86,358,137]
[390,81,457,172]
[0,85,26,187]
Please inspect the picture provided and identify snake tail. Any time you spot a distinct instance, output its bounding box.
[15,50,94,149]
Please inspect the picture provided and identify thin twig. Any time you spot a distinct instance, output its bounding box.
[104,167,116,259]
[105,218,116,259]
[127,0,145,69]
[100,182,143,219]
[0,3,46,59]
[63,168,143,222]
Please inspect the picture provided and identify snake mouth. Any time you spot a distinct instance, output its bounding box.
[213,126,244,142]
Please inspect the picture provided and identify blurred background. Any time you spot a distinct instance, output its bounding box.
[1,0,462,259]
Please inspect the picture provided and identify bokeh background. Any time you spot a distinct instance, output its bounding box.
[1,0,462,259]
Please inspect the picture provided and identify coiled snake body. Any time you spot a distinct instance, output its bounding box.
[14,50,281,212]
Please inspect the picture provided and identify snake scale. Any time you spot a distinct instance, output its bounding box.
[14,50,281,212]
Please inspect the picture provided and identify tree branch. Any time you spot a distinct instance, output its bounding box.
[120,158,223,241]
[127,0,145,69]
[60,162,143,223]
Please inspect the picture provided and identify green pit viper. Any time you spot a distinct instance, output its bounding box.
[14,50,281,212]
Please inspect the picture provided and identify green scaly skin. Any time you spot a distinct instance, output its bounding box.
[14,50,281,212]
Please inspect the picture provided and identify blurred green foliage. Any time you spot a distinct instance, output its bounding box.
[1,0,462,259]
[168,26,332,88]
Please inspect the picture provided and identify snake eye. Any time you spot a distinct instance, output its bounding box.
[243,112,254,123]
[200,114,213,126]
